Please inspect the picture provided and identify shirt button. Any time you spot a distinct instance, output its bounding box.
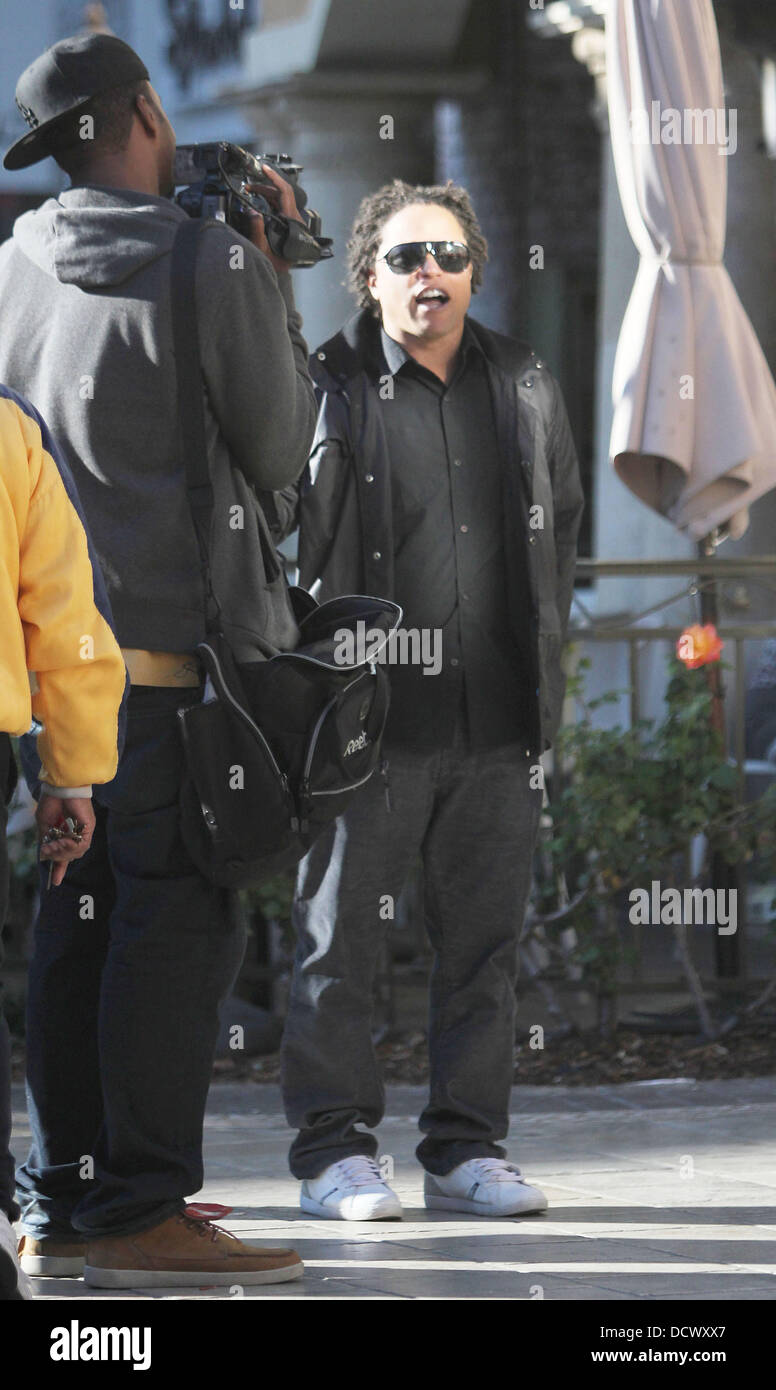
[316,351,326,360]
[450,657,459,667]
[529,535,537,544]
[453,458,463,467]
[372,551,381,561]
[460,524,469,533]
[461,592,470,601]
[365,473,374,483]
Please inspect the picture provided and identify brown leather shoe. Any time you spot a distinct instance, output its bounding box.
[18,1236,86,1277]
[84,1207,304,1288]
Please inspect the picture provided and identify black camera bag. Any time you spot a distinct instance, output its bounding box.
[171,218,400,887]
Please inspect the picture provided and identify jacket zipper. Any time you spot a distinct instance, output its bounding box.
[178,712,221,836]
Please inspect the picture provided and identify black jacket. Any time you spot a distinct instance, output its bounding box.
[280,309,584,754]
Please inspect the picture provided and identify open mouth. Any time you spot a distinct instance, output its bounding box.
[415,288,450,309]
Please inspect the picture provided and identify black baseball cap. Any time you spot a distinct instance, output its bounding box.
[3,32,149,171]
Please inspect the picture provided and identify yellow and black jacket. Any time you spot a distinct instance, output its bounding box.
[0,386,125,790]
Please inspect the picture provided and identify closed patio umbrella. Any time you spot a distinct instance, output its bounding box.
[607,0,776,540]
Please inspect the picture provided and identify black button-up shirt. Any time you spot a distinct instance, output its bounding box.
[375,322,530,752]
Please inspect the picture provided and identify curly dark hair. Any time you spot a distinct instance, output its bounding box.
[347,179,488,315]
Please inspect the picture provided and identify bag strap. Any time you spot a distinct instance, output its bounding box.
[170,217,222,634]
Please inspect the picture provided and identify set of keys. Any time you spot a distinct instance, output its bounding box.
[41,817,86,888]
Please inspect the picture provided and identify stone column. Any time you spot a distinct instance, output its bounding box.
[236,77,441,348]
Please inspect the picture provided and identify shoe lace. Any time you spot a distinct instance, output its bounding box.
[468,1160,524,1184]
[179,1202,239,1244]
[334,1156,384,1188]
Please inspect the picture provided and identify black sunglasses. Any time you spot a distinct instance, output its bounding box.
[377,240,472,275]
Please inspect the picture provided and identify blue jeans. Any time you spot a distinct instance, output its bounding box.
[16,687,246,1239]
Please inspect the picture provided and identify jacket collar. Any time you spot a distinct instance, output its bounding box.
[311,307,537,390]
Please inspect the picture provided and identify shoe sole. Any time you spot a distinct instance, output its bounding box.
[425,1195,548,1217]
[300,1194,403,1221]
[83,1260,304,1288]
[20,1254,86,1277]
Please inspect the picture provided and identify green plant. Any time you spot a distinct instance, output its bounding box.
[242,872,295,925]
[536,655,776,1037]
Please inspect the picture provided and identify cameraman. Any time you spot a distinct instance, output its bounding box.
[0,33,314,1288]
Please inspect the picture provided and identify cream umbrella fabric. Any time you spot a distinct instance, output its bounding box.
[607,0,776,540]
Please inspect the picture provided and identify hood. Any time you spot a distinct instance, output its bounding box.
[12,185,186,289]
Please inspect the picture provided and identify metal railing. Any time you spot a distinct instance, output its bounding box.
[569,556,776,797]
[565,556,776,985]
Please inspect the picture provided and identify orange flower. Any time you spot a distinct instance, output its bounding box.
[676,623,723,669]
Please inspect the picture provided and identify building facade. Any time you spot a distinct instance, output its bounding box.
[1,0,775,664]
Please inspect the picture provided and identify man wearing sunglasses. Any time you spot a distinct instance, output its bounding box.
[280,180,584,1220]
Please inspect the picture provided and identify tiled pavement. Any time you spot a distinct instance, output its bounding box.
[11,1076,776,1300]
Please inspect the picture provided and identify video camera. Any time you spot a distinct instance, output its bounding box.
[173,142,333,269]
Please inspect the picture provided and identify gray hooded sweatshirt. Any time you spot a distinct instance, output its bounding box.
[0,186,317,660]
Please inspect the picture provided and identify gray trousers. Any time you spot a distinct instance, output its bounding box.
[281,711,543,1178]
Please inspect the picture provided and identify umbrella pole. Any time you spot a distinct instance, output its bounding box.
[698,533,725,735]
[697,532,740,982]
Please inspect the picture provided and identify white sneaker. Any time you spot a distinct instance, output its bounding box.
[424,1159,548,1217]
[0,1214,34,1300]
[300,1157,403,1221]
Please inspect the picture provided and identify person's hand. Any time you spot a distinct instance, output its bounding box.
[244,162,303,275]
[36,795,95,887]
